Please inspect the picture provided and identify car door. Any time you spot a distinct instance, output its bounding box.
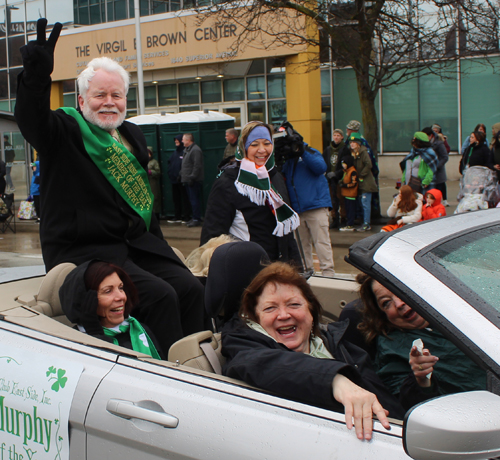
[0,322,117,460]
[85,356,410,460]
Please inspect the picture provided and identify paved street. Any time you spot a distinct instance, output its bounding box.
[0,179,460,275]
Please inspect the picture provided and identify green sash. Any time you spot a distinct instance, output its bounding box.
[103,316,161,359]
[60,107,153,230]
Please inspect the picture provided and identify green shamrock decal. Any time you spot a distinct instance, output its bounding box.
[47,367,68,392]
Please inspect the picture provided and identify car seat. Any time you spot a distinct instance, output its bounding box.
[168,241,269,373]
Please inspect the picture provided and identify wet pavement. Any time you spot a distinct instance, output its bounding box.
[0,179,460,274]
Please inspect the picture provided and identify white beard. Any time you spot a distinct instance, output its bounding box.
[82,105,126,132]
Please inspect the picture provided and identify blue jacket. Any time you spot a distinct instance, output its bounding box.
[30,160,40,196]
[281,145,332,213]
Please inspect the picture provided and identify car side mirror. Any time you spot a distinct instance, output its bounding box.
[403,391,500,460]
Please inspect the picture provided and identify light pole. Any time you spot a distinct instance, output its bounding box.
[134,0,145,115]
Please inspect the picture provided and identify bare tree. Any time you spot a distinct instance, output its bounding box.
[193,0,499,153]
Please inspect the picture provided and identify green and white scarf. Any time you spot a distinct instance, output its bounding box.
[60,107,153,230]
[234,147,299,237]
[246,319,333,359]
[103,316,161,359]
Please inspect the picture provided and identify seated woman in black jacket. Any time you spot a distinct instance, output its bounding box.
[60,260,162,359]
[222,262,404,441]
[357,273,486,411]
[459,130,494,174]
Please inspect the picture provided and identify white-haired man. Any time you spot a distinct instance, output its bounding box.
[15,19,204,355]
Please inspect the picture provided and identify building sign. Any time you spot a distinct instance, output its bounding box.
[51,12,305,81]
[0,344,84,460]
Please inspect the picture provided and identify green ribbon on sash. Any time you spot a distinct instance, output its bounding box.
[60,107,153,230]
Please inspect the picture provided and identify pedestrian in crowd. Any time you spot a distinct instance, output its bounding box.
[4,135,15,192]
[281,127,335,278]
[400,132,438,194]
[223,128,239,159]
[422,127,449,206]
[459,130,493,175]
[0,156,5,195]
[422,189,446,221]
[15,19,205,355]
[338,155,358,232]
[181,133,204,227]
[323,128,349,229]
[147,147,162,222]
[348,132,378,232]
[201,121,301,266]
[461,124,489,156]
[167,134,191,223]
[431,124,451,153]
[381,185,423,233]
[490,125,500,183]
[30,160,41,221]
[345,120,380,220]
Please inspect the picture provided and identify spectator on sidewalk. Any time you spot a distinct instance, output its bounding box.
[167,135,191,223]
[338,155,358,232]
[281,125,335,277]
[422,127,449,206]
[4,135,15,193]
[223,128,239,159]
[147,147,162,222]
[181,133,204,227]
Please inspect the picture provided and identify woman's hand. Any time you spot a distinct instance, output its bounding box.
[332,374,390,441]
[394,194,401,205]
[397,218,403,225]
[494,164,500,171]
[409,345,439,387]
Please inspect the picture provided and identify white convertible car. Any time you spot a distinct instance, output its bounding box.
[1,209,500,460]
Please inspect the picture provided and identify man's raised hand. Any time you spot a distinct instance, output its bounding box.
[20,18,62,78]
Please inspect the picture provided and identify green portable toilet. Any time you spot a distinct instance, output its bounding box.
[128,111,235,218]
[157,111,234,217]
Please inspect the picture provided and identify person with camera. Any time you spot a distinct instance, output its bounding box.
[200,121,301,266]
[280,123,335,278]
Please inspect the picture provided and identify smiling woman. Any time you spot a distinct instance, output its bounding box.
[222,262,406,441]
[59,260,163,359]
[357,273,487,411]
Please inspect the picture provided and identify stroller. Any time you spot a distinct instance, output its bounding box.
[455,166,499,214]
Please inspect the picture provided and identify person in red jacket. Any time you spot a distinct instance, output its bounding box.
[422,188,446,220]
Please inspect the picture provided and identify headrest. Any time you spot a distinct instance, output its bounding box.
[205,241,269,321]
[37,263,77,317]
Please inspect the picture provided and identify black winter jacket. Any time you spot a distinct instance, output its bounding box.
[221,316,405,420]
[15,72,184,272]
[459,143,494,174]
[200,163,301,266]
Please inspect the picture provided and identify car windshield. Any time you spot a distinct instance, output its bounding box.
[423,225,500,312]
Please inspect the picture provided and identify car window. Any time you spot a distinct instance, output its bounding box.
[419,224,500,320]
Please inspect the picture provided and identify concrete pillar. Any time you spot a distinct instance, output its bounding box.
[50,81,64,110]
[285,21,322,151]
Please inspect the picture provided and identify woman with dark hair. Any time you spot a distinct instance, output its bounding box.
[222,262,405,441]
[60,260,162,359]
[201,121,301,265]
[167,134,191,223]
[400,132,438,194]
[356,273,486,411]
[461,123,489,156]
[459,130,494,174]
[381,185,423,232]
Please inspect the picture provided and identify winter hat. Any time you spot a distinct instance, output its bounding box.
[174,134,184,146]
[346,120,361,131]
[348,132,362,144]
[333,128,344,137]
[413,132,429,142]
[342,155,354,169]
[432,123,442,132]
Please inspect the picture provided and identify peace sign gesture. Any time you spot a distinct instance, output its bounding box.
[20,18,63,80]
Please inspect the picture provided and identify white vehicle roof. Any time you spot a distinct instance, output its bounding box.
[128,111,235,125]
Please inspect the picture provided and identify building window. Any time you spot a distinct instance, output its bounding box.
[145,86,157,107]
[223,78,244,101]
[321,69,331,96]
[268,100,286,125]
[201,80,221,103]
[267,74,286,99]
[247,76,265,100]
[158,84,177,106]
[179,82,199,105]
[127,87,137,111]
[248,101,265,122]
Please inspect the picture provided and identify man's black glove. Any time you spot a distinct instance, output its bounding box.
[77,289,104,337]
[20,18,62,85]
